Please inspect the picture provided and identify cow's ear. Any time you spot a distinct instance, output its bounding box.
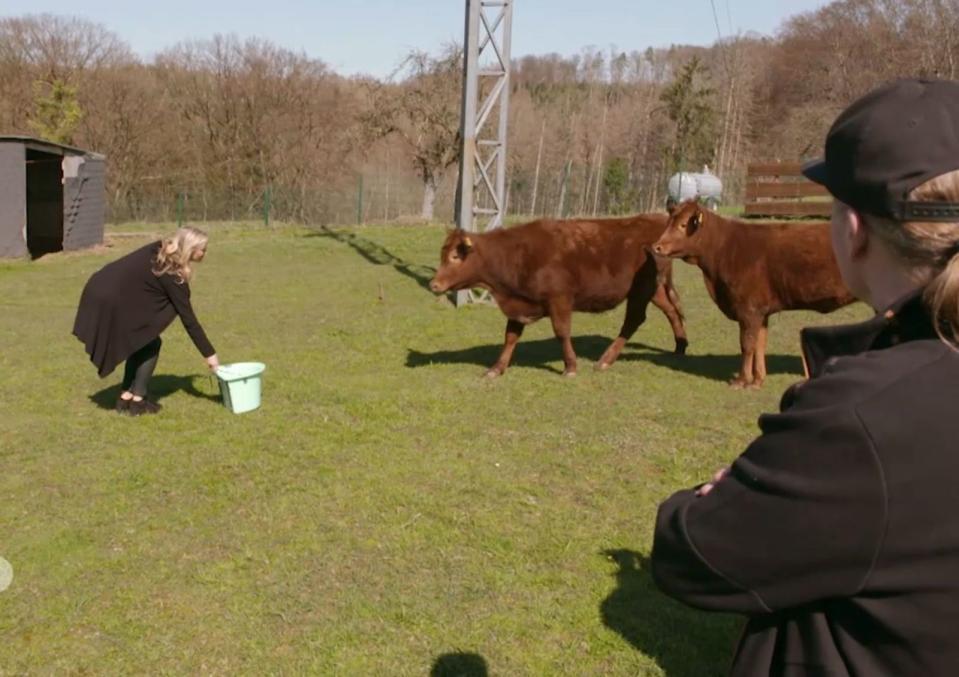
[455,235,474,258]
[688,209,704,233]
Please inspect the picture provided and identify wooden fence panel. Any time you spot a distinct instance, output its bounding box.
[743,201,833,218]
[745,161,832,218]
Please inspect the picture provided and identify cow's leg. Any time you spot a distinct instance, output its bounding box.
[597,269,655,370]
[731,316,760,389]
[751,318,770,388]
[486,319,525,378]
[651,282,689,355]
[597,309,644,372]
[548,297,577,377]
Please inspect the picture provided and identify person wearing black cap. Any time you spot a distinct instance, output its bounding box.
[651,78,959,675]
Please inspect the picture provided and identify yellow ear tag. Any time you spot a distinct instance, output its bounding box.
[463,236,473,248]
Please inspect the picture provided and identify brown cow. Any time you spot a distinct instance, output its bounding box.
[428,214,688,377]
[651,200,856,388]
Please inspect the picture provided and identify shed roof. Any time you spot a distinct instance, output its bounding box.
[0,135,105,159]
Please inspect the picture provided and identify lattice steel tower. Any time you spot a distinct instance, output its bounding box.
[454,0,513,306]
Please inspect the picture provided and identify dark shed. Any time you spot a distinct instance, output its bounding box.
[0,135,106,258]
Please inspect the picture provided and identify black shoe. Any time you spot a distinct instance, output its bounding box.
[116,397,131,414]
[127,400,159,416]
[142,399,162,414]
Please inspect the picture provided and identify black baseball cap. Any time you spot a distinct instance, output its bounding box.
[802,78,959,222]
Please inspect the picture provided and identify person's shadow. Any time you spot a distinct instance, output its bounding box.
[89,374,220,410]
[600,549,739,676]
[430,652,488,677]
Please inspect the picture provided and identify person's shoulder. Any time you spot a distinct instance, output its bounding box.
[124,240,162,262]
[787,340,954,412]
[852,339,956,389]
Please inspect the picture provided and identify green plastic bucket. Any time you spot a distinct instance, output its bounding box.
[215,362,266,414]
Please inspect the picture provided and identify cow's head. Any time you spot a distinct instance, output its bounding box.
[652,200,707,261]
[429,230,480,293]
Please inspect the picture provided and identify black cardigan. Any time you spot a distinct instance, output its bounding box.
[73,241,215,377]
[652,293,959,676]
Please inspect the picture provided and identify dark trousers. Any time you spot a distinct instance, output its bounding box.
[122,337,162,397]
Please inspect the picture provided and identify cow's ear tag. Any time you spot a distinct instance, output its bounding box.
[463,236,473,250]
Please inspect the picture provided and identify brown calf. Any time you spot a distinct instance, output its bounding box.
[652,200,856,388]
[429,214,688,377]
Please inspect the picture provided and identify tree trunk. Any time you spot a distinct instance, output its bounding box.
[556,159,571,218]
[592,98,609,216]
[530,119,546,216]
[384,147,391,221]
[421,172,438,221]
[579,158,592,216]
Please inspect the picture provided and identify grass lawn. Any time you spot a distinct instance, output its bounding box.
[0,221,869,675]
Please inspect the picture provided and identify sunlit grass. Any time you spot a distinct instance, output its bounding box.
[0,221,869,675]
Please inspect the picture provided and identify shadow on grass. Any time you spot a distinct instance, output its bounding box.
[407,334,619,375]
[430,652,488,676]
[600,549,737,676]
[616,350,804,382]
[306,225,436,291]
[89,374,220,410]
[407,335,803,382]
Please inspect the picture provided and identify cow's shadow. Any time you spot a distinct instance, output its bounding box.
[406,336,803,381]
[616,349,804,382]
[600,549,737,676]
[89,374,220,410]
[406,334,620,375]
[306,226,436,291]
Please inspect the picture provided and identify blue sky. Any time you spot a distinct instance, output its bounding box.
[3,0,832,77]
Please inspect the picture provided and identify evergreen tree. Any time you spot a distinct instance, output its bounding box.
[660,57,716,172]
[28,79,83,145]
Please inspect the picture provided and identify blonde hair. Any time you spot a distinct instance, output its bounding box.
[864,169,959,344]
[152,227,209,283]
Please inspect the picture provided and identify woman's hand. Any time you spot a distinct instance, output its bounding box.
[206,354,220,371]
[696,466,730,497]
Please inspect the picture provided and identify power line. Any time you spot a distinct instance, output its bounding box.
[709,0,731,78]
[709,0,724,44]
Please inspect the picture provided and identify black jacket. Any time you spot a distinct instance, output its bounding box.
[73,241,215,377]
[652,293,959,676]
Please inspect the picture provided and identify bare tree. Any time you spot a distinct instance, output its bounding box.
[360,45,462,221]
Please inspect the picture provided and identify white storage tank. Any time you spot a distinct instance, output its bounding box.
[667,166,722,209]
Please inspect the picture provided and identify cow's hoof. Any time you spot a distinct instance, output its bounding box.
[563,370,578,378]
[595,361,610,372]
[747,381,763,390]
[674,344,688,356]
[728,379,747,390]
[484,369,501,379]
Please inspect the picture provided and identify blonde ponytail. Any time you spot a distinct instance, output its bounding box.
[925,249,959,345]
[864,170,959,345]
[153,227,208,283]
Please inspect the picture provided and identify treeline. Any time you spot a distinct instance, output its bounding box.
[1,1,957,225]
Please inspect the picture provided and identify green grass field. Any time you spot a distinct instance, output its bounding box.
[0,222,869,675]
